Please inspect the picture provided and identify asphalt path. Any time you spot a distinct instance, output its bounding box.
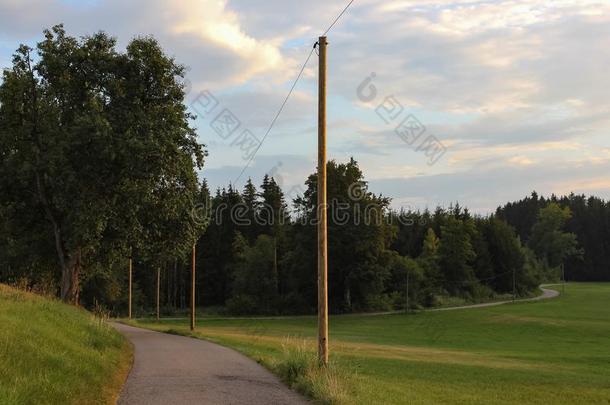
[114,285,560,404]
[113,323,308,405]
[427,285,560,312]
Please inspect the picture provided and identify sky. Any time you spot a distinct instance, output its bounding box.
[1,0,609,213]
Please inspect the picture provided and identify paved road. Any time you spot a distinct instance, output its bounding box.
[113,286,560,404]
[427,285,560,312]
[114,323,308,405]
[154,286,562,321]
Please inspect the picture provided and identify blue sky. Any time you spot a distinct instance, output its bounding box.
[1,0,609,213]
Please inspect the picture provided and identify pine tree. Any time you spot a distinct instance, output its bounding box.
[241,178,259,243]
[437,217,476,294]
[421,228,440,257]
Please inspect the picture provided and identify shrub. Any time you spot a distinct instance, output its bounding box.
[363,293,393,312]
[276,292,311,315]
[274,338,350,405]
[469,283,495,301]
[226,294,261,315]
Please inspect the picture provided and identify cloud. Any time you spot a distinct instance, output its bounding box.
[2,0,610,212]
[0,0,291,87]
[369,158,610,214]
[335,1,610,114]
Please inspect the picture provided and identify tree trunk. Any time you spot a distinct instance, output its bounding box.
[345,285,351,310]
[35,171,81,304]
[60,248,81,304]
[28,60,82,304]
[156,267,161,321]
[166,262,171,308]
[173,259,178,309]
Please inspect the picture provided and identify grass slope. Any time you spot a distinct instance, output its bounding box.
[128,283,610,405]
[0,285,132,405]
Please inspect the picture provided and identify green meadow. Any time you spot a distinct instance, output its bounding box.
[129,283,610,404]
[0,285,131,405]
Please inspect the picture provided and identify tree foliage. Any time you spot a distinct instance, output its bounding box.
[528,203,580,269]
[2,27,600,315]
[0,25,205,303]
[498,193,600,280]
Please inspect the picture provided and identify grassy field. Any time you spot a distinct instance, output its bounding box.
[128,283,610,404]
[0,284,132,405]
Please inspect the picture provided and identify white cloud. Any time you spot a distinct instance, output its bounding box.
[0,0,291,87]
[369,158,610,214]
[2,0,610,211]
[166,0,285,84]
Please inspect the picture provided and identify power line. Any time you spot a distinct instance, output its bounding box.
[323,0,355,36]
[233,0,356,186]
[234,46,315,185]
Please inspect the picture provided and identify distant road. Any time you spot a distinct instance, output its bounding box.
[113,286,560,404]
[427,285,560,312]
[156,286,562,321]
[113,323,308,405]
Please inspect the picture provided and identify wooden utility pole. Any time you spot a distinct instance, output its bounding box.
[317,35,329,367]
[190,243,196,331]
[128,257,133,319]
[156,267,161,321]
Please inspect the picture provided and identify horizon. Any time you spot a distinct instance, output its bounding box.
[2,3,610,404]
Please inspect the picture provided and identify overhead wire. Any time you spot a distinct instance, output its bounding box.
[233,0,356,185]
[234,45,316,185]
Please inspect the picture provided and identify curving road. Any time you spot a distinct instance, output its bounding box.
[427,285,560,312]
[339,285,561,316]
[114,323,308,405]
[113,286,560,404]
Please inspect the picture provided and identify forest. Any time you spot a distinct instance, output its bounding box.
[0,26,601,316]
[1,150,594,316]
[497,192,609,282]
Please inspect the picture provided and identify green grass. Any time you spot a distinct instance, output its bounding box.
[127,283,610,404]
[0,284,132,405]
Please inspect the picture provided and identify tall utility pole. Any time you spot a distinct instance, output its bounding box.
[156,267,161,321]
[317,35,329,367]
[128,257,133,319]
[190,243,196,331]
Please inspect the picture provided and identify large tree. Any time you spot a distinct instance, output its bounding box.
[483,218,526,293]
[0,25,204,303]
[229,233,279,314]
[528,202,580,271]
[498,193,609,281]
[198,185,243,306]
[437,216,476,295]
[289,158,394,312]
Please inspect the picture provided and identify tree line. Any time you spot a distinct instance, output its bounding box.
[0,26,594,316]
[497,191,608,281]
[183,159,582,315]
